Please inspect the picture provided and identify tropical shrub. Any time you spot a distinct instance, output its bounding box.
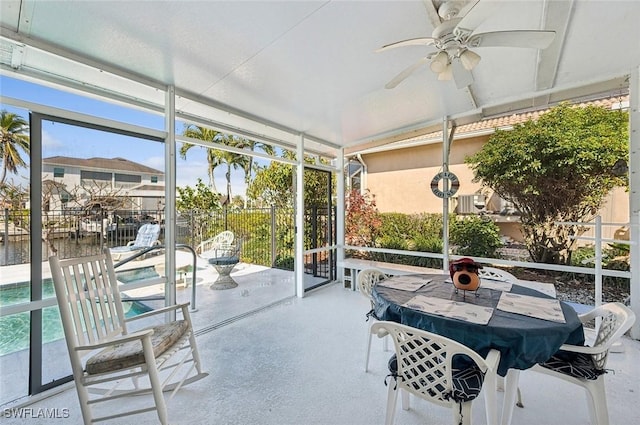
[449,216,502,258]
[345,189,381,247]
[466,102,628,264]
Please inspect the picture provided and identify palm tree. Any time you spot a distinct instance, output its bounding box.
[180,125,251,202]
[224,138,274,208]
[0,110,30,185]
[212,133,249,203]
[242,140,274,187]
[180,125,222,191]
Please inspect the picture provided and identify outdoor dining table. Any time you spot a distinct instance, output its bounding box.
[371,273,585,425]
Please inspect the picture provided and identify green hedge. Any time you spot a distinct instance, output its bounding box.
[366,212,501,268]
[449,215,503,258]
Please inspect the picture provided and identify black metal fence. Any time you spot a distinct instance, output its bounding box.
[1,206,335,279]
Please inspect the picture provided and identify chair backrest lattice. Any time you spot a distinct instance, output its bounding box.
[50,250,128,353]
[397,337,451,404]
[478,266,517,282]
[585,303,636,370]
[357,268,387,300]
[375,321,493,408]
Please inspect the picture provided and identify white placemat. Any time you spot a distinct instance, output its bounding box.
[377,276,431,292]
[516,280,557,298]
[402,295,494,325]
[497,292,566,323]
[480,279,513,291]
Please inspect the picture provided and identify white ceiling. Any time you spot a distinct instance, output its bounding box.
[0,0,638,157]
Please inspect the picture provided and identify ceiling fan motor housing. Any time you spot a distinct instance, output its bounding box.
[437,1,467,20]
[432,18,463,49]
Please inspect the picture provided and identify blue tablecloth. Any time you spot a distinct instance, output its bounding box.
[372,274,585,377]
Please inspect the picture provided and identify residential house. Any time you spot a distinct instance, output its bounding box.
[347,95,630,244]
[41,156,165,213]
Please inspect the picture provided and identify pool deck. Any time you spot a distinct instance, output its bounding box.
[0,261,325,406]
[0,250,195,287]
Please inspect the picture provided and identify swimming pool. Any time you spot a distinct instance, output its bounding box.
[0,267,158,356]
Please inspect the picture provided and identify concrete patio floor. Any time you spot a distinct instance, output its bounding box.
[2,278,639,425]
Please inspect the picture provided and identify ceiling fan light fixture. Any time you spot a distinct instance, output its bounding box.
[460,49,481,70]
[438,64,453,81]
[430,51,449,73]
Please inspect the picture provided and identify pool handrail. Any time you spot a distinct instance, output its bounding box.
[112,243,198,311]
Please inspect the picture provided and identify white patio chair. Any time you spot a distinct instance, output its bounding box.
[49,249,208,424]
[371,321,500,425]
[110,223,162,261]
[206,238,243,290]
[478,266,517,282]
[532,302,636,425]
[481,266,557,298]
[195,230,234,262]
[196,231,241,289]
[358,268,389,372]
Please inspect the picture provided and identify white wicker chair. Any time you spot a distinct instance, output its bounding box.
[372,321,500,425]
[357,268,389,372]
[195,230,235,261]
[49,249,208,424]
[533,302,636,425]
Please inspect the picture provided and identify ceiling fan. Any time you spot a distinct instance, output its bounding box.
[378,0,556,89]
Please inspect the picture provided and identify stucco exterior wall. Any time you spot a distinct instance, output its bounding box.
[360,134,630,244]
[364,135,486,214]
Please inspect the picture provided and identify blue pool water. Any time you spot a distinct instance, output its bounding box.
[0,267,158,356]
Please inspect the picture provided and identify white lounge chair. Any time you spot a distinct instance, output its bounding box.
[110,223,162,261]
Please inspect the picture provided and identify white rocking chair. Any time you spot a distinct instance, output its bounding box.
[49,248,208,424]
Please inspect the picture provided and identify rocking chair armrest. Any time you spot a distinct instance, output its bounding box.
[74,329,154,351]
[124,302,191,322]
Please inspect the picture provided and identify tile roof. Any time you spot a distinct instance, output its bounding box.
[42,156,163,174]
[370,95,630,151]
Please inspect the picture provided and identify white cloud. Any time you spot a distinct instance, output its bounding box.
[175,158,247,197]
[41,129,65,153]
[143,155,165,173]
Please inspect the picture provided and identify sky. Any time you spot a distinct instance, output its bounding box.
[0,75,249,196]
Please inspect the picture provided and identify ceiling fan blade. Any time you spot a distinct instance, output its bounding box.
[451,57,474,89]
[385,57,429,89]
[468,30,556,49]
[457,0,481,18]
[376,37,436,53]
[422,0,442,29]
[454,0,496,36]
